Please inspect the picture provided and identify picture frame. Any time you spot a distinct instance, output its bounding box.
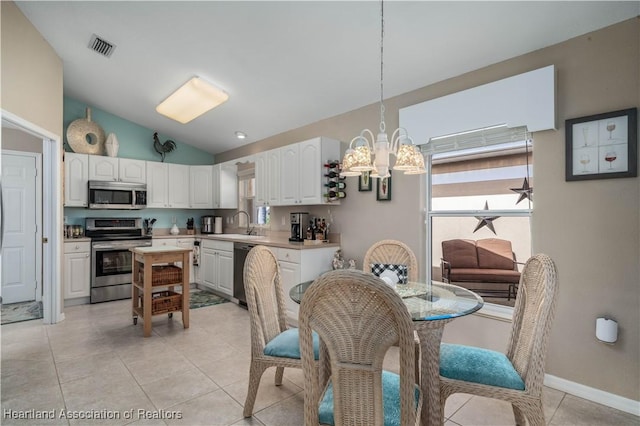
[376,176,392,201]
[358,170,372,191]
[565,107,637,181]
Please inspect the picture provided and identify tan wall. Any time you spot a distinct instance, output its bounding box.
[218,18,640,400]
[2,128,43,153]
[1,1,63,137]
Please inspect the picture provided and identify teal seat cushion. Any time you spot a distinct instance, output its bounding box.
[440,343,525,390]
[318,370,419,426]
[263,328,319,360]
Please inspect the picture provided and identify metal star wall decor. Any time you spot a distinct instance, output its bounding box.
[510,177,533,204]
[474,201,500,234]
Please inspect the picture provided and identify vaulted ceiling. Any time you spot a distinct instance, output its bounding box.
[16,1,639,154]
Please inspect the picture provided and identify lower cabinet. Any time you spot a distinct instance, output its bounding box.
[200,240,234,296]
[276,246,337,323]
[63,241,91,305]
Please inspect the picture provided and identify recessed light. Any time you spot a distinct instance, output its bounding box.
[235,131,247,140]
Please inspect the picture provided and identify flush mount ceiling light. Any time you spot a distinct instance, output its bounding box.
[235,131,247,140]
[341,0,425,178]
[156,77,229,124]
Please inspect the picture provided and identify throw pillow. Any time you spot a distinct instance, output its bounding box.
[371,263,408,284]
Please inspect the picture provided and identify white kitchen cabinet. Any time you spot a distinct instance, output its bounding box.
[146,161,168,207]
[276,246,336,323]
[63,241,91,304]
[118,158,146,183]
[176,238,195,284]
[279,137,341,206]
[89,156,146,183]
[189,165,214,209]
[254,152,267,206]
[146,162,190,208]
[266,148,281,206]
[168,163,190,208]
[64,152,89,207]
[89,156,118,181]
[200,239,233,296]
[279,144,299,205]
[213,162,238,209]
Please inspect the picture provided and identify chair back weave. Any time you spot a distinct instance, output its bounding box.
[507,254,558,394]
[244,245,287,356]
[363,239,419,282]
[300,270,418,426]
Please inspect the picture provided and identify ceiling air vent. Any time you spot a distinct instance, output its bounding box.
[88,34,116,58]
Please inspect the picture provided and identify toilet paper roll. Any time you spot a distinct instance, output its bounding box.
[214,216,222,234]
[596,317,618,343]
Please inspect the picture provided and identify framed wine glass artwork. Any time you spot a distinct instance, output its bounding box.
[358,170,372,191]
[566,108,637,181]
[376,176,392,201]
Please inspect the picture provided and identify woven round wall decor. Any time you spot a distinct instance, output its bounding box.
[66,107,105,155]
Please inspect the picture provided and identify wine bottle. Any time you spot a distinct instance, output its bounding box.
[324,190,346,199]
[324,161,341,169]
[324,181,346,189]
[306,221,314,240]
[324,171,346,179]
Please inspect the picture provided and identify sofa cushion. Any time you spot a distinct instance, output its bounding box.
[449,268,521,284]
[442,239,478,268]
[476,239,515,270]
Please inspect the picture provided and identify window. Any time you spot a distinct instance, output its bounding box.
[237,163,270,226]
[424,127,532,310]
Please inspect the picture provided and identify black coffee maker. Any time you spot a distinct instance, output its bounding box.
[289,212,309,242]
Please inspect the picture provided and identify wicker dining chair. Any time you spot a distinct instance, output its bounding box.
[439,254,559,426]
[242,245,318,418]
[299,269,422,426]
[363,239,419,283]
[364,239,421,380]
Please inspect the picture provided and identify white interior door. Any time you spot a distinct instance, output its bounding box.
[1,152,39,304]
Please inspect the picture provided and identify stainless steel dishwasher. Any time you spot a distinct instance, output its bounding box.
[233,243,255,308]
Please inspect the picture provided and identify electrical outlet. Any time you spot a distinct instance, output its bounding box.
[281,215,286,226]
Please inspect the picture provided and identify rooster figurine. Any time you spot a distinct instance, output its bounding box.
[153,132,177,162]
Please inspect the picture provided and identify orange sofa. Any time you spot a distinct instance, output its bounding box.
[441,238,521,299]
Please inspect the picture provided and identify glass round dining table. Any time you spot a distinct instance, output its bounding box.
[290,279,484,426]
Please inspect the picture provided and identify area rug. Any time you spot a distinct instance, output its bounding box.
[189,290,229,309]
[1,301,43,325]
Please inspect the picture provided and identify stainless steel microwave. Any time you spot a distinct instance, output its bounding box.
[88,180,147,209]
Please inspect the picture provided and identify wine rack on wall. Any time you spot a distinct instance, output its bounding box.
[324,161,346,202]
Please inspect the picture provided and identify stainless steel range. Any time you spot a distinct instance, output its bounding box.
[86,217,152,303]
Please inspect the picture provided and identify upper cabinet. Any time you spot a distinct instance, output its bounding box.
[254,149,281,207]
[279,137,341,206]
[146,162,189,208]
[254,152,267,206]
[213,162,238,209]
[88,156,146,183]
[189,165,214,209]
[64,152,89,207]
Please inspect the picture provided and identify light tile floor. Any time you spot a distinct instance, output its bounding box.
[1,300,638,426]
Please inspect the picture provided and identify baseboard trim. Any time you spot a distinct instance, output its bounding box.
[544,374,639,416]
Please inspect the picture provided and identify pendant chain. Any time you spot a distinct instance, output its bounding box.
[379,0,386,134]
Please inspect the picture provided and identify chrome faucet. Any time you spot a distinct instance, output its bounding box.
[233,210,254,235]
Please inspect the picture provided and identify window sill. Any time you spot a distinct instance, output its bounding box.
[474,302,514,322]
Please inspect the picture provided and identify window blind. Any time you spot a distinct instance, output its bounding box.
[420,125,529,156]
